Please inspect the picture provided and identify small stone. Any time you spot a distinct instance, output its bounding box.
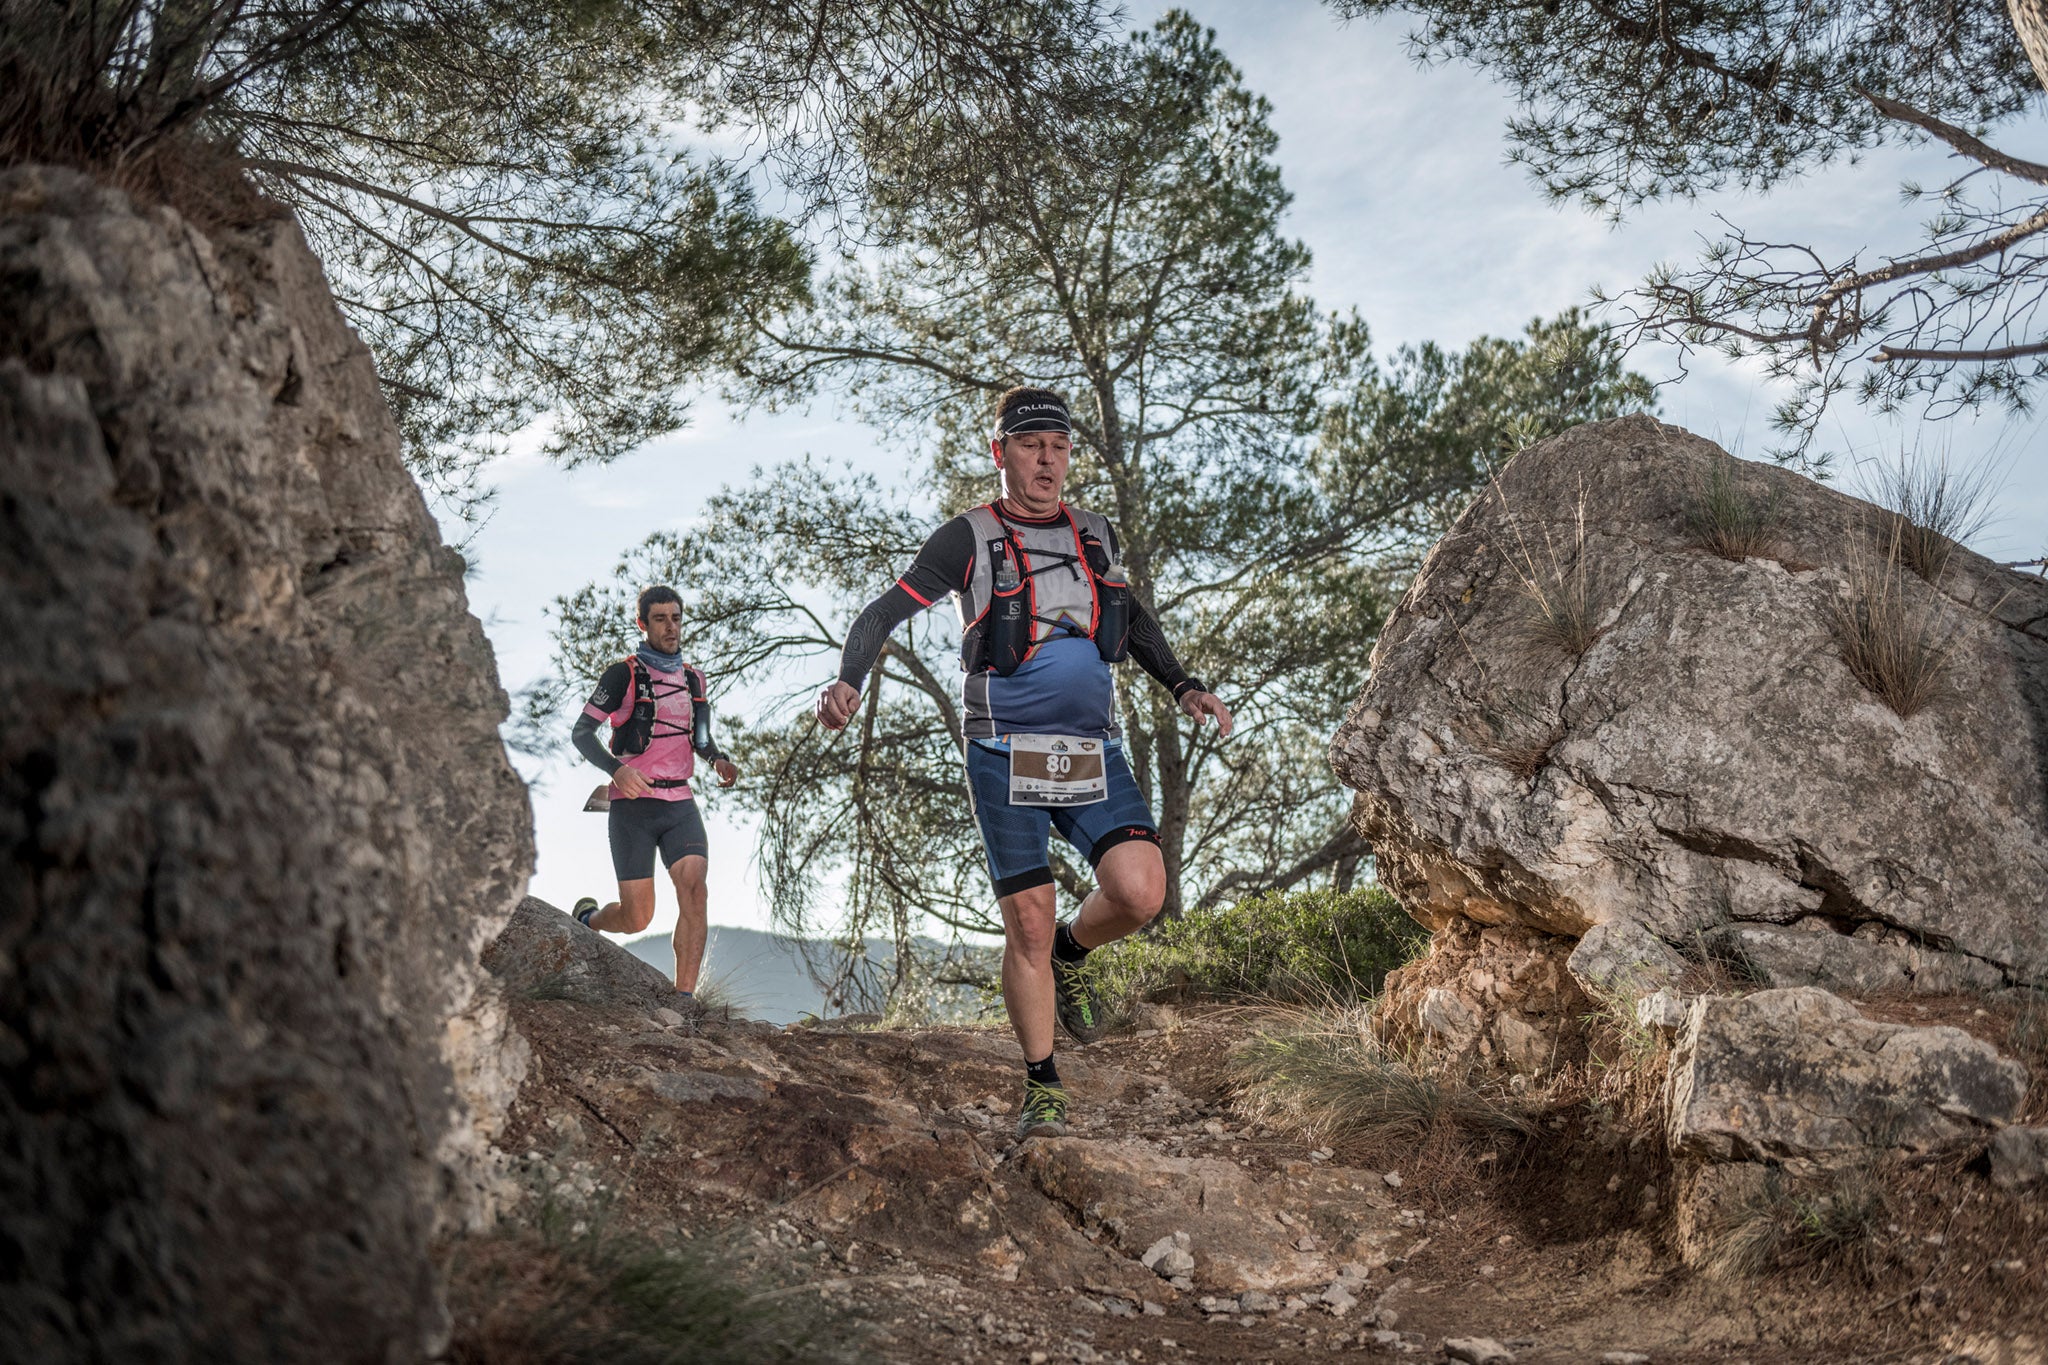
[1295,1235,1318,1252]
[1599,1353,1652,1364]
[1383,1171,1403,1188]
[1071,1294,1107,1315]
[653,1007,685,1027]
[1321,1283,1358,1316]
[1029,1354,1048,1365]
[976,1312,998,1335]
[1168,1275,1193,1291]
[1373,1307,1400,1329]
[1103,1297,1137,1318]
[1444,1339,1516,1365]
[1203,1119,1227,1136]
[1142,1300,1166,1317]
[1237,1290,1281,1314]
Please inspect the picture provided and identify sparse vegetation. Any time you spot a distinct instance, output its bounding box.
[1093,885,1428,1007]
[1576,990,1673,1131]
[446,1191,856,1365]
[1700,1163,1892,1282]
[1685,459,1783,562]
[1495,478,1603,656]
[1833,520,1963,717]
[1230,1004,1534,1147]
[1855,447,2003,582]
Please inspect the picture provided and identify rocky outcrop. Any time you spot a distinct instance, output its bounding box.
[1663,988,2028,1165]
[1331,415,2048,1001]
[0,166,531,1362]
[1373,919,1591,1075]
[485,896,682,1009]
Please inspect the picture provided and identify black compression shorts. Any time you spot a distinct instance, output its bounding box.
[607,796,709,880]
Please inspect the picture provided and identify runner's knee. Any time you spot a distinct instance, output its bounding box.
[616,884,656,933]
[1097,845,1165,920]
[1001,885,1059,960]
[669,855,707,893]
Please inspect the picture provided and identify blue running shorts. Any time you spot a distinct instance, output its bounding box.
[964,739,1160,898]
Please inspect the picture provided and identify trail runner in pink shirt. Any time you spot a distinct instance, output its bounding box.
[568,586,739,998]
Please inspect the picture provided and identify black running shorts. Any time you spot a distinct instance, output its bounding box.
[607,796,709,880]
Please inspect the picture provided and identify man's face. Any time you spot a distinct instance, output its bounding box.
[993,431,1072,512]
[640,601,683,653]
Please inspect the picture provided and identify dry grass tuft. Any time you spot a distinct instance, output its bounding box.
[1854,447,2003,583]
[1833,520,1963,717]
[1685,460,1782,562]
[1229,1003,1533,1149]
[1700,1164,1892,1282]
[446,1192,856,1365]
[1491,477,1602,656]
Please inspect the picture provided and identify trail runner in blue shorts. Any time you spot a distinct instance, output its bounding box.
[815,387,1232,1140]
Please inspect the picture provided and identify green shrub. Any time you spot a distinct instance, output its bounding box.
[1094,884,1428,1006]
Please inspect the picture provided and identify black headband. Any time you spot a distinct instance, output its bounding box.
[995,398,1072,438]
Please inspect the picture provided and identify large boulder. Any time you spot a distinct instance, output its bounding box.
[0,167,532,1361]
[1663,988,2027,1164]
[484,896,682,1009]
[1330,415,2048,1005]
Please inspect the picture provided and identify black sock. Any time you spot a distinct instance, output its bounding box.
[1025,1054,1061,1086]
[1052,922,1089,965]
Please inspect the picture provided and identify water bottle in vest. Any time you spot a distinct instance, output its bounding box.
[1095,562,1132,663]
[988,557,1030,676]
[692,699,713,752]
[609,659,656,755]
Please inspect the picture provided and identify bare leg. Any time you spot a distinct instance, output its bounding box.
[588,879,655,934]
[1069,841,1167,949]
[669,854,709,993]
[998,883,1059,1062]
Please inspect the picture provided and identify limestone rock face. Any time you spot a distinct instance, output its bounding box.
[1663,988,2027,1164]
[484,896,682,1009]
[0,167,532,1361]
[1330,415,2048,997]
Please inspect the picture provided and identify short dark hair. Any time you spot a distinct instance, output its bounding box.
[993,385,1071,439]
[636,585,682,624]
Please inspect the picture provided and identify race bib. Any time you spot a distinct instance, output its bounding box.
[1008,734,1108,807]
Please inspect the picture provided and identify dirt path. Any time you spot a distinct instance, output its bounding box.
[467,965,2045,1365]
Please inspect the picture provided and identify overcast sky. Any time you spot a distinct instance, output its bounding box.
[445,1,2048,944]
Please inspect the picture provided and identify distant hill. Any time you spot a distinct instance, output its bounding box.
[620,925,892,1025]
[621,925,993,1025]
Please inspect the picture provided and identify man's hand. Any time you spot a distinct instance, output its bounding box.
[1178,690,1234,739]
[613,764,653,799]
[815,680,862,731]
[713,758,739,787]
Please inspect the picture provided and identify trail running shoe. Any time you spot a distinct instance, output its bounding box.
[572,896,600,928]
[1052,953,1106,1044]
[1016,1080,1069,1139]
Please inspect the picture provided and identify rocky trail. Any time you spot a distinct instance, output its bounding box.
[463,901,2047,1365]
